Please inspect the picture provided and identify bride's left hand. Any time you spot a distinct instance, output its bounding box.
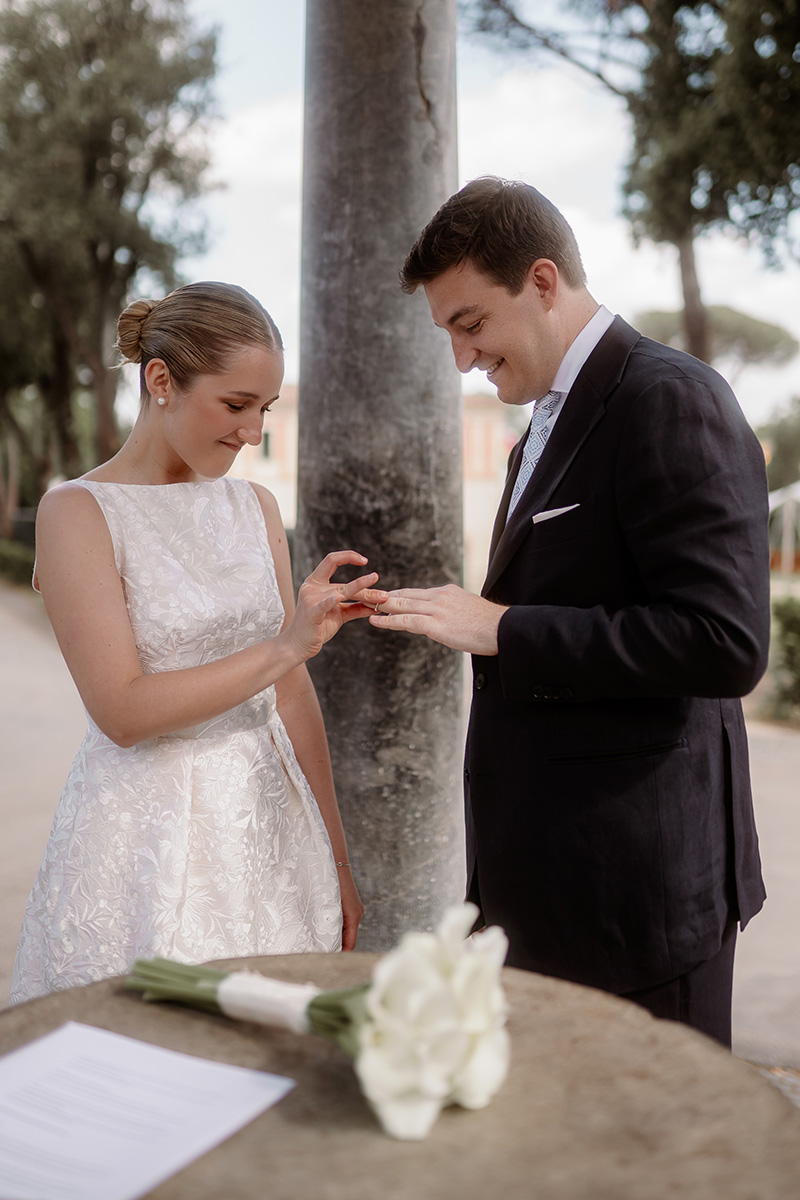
[339,867,365,951]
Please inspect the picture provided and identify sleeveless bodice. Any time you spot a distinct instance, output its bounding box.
[79,478,283,740]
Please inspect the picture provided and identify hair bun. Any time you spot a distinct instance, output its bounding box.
[116,297,159,364]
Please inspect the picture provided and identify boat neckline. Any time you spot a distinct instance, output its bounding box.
[76,477,237,488]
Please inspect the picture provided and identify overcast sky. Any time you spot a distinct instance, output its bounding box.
[178,0,800,430]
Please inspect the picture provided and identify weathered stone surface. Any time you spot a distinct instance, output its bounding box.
[296,1,464,947]
[3,954,799,1198]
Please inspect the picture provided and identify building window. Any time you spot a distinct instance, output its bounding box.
[261,431,271,459]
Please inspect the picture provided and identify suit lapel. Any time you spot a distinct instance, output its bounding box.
[482,316,641,598]
[483,380,604,596]
[488,435,527,562]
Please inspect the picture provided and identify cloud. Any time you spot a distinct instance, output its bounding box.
[181,94,304,378]
[458,63,629,212]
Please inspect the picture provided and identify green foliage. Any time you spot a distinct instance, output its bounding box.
[0,536,36,586]
[716,0,800,257]
[463,0,800,257]
[460,1,800,266]
[0,0,218,485]
[0,0,216,272]
[623,0,800,255]
[636,305,799,369]
[458,0,646,95]
[757,395,800,490]
[771,595,800,717]
[622,2,729,248]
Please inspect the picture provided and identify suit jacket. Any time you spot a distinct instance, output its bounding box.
[465,316,769,994]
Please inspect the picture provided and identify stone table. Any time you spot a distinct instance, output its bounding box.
[2,953,799,1199]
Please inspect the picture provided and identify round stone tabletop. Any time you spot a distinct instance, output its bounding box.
[2,952,799,1199]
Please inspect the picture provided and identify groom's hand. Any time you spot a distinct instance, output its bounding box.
[369,584,507,655]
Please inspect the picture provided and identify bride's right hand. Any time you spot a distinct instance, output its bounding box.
[285,551,387,661]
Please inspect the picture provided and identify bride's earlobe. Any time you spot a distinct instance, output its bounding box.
[143,357,172,402]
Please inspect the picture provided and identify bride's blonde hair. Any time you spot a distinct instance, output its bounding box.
[117,281,283,403]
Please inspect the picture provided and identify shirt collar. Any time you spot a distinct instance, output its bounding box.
[550,305,614,397]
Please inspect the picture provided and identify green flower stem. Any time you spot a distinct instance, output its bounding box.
[308,983,371,1060]
[125,959,373,1055]
[125,957,228,1014]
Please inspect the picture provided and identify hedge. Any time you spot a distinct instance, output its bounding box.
[0,537,36,587]
[771,595,800,718]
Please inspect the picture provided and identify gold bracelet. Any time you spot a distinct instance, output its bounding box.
[335,860,351,869]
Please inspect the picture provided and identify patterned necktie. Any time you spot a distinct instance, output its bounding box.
[507,390,561,519]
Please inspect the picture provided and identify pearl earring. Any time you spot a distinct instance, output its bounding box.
[157,396,166,406]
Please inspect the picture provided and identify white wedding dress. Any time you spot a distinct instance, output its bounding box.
[11,478,341,1004]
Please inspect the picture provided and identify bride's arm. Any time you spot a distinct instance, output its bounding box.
[274,664,365,950]
[255,484,365,951]
[35,483,383,748]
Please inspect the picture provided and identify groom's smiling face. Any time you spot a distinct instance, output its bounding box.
[423,258,562,407]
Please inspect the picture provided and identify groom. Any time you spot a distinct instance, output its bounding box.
[370,176,770,1046]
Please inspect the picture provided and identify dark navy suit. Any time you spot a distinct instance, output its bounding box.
[466,317,769,995]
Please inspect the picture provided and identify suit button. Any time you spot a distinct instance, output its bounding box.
[475,673,486,690]
[561,688,574,699]
[464,767,470,782]
[532,686,544,699]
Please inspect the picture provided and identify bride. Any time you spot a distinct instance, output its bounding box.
[11,280,385,1004]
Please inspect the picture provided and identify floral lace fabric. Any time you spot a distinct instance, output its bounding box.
[11,478,341,1004]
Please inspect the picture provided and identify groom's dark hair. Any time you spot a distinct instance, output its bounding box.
[400,176,587,295]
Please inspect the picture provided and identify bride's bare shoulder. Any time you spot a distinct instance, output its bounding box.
[34,479,118,591]
[36,478,108,529]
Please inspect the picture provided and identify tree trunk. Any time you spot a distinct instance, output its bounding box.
[677,234,710,363]
[16,237,121,466]
[0,429,18,539]
[94,366,120,464]
[48,321,83,480]
[298,0,464,948]
[0,391,50,501]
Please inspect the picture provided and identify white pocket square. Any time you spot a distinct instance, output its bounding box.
[532,503,580,524]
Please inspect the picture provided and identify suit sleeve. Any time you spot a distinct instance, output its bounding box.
[496,372,771,701]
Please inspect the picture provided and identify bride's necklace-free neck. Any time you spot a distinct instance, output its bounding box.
[93,425,207,486]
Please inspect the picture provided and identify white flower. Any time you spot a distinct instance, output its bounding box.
[353,902,510,1139]
[127,902,510,1142]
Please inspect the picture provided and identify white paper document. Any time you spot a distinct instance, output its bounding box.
[0,1020,295,1200]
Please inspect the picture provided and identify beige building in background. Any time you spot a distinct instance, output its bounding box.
[234,386,524,593]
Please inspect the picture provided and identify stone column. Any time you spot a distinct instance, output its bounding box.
[297,0,463,949]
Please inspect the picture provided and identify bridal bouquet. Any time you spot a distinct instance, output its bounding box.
[125,902,510,1140]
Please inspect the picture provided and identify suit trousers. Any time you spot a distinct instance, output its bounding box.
[622,920,738,1047]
